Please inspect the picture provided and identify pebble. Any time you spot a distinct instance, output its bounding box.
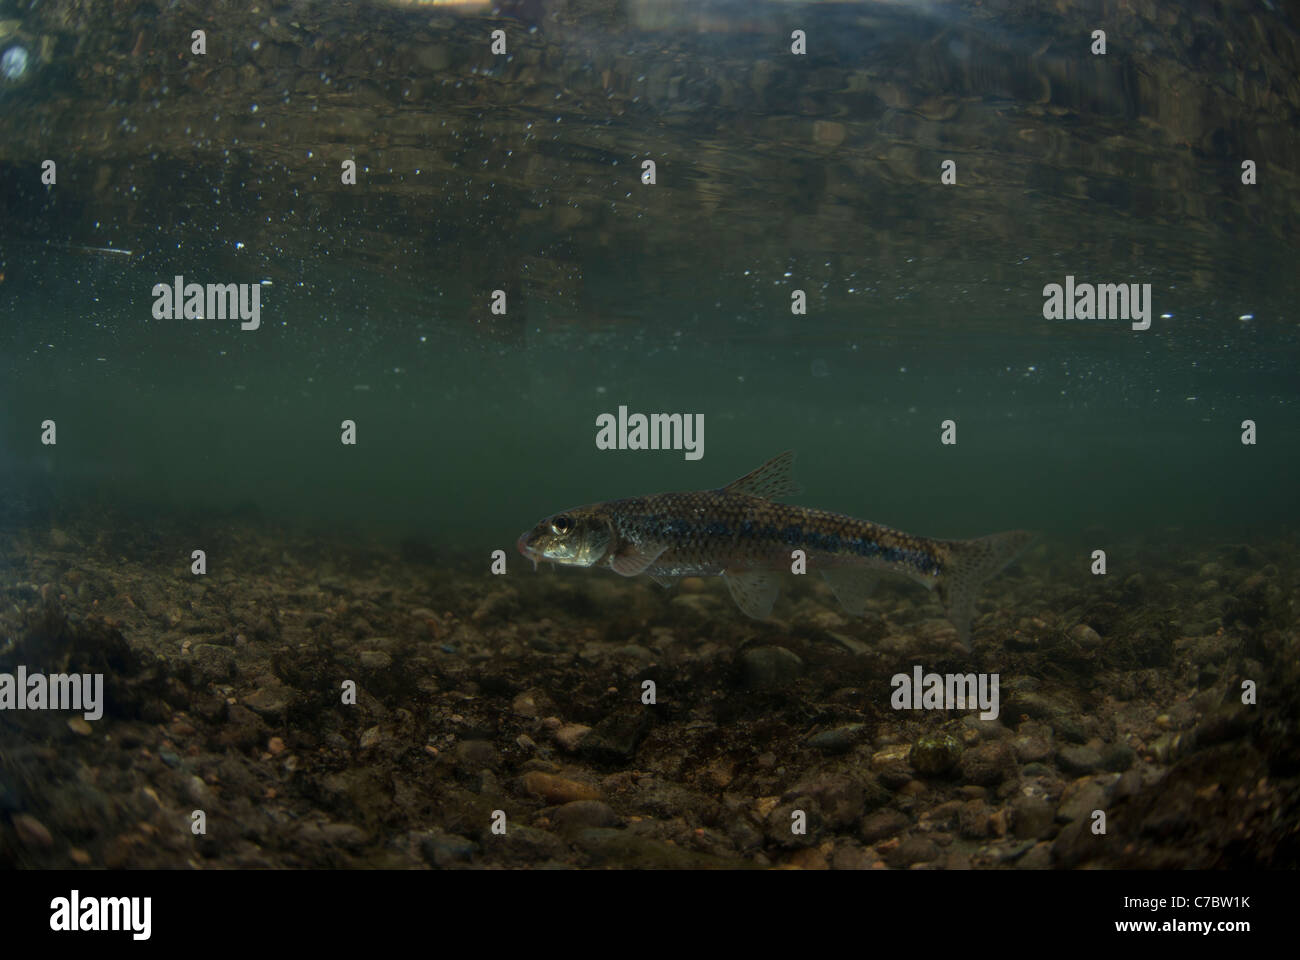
[1069,623,1102,648]
[957,741,1016,786]
[551,800,619,831]
[1057,778,1109,823]
[512,693,539,718]
[579,709,649,764]
[910,733,963,776]
[1011,796,1055,839]
[1056,744,1103,775]
[957,800,992,839]
[190,644,235,684]
[870,744,912,769]
[553,723,591,752]
[886,834,938,868]
[242,685,288,718]
[785,774,868,830]
[1011,734,1052,763]
[739,645,804,688]
[522,771,600,804]
[268,736,286,755]
[66,717,93,736]
[359,726,383,750]
[12,813,53,850]
[1100,744,1135,772]
[420,830,477,866]
[454,740,498,770]
[830,844,875,870]
[859,808,909,843]
[787,846,829,869]
[359,650,392,670]
[806,724,863,754]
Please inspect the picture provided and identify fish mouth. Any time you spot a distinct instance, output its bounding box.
[516,533,539,571]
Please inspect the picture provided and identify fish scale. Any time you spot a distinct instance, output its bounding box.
[600,491,948,581]
[518,451,1032,651]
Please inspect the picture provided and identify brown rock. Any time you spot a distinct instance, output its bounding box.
[522,771,600,804]
[13,814,54,850]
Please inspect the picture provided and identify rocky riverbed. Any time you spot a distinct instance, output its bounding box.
[1,503,1296,869]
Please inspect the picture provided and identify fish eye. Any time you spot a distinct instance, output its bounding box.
[551,516,573,535]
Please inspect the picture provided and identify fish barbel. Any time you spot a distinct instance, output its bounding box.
[517,451,1032,649]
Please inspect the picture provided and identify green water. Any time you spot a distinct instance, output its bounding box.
[1,0,1297,553]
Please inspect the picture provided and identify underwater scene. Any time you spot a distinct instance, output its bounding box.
[1,0,1298,889]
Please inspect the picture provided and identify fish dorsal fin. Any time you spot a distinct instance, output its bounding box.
[721,451,802,500]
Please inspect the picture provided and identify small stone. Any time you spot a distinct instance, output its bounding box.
[420,830,477,866]
[359,725,383,750]
[1012,734,1052,763]
[886,834,938,868]
[1017,841,1053,869]
[859,808,909,844]
[579,709,650,764]
[739,646,804,689]
[66,717,93,736]
[359,650,392,670]
[1069,624,1102,648]
[522,771,600,804]
[1100,744,1135,772]
[190,643,235,684]
[807,724,864,754]
[870,744,912,769]
[242,685,288,718]
[957,800,991,839]
[551,800,619,831]
[12,813,53,849]
[1056,744,1103,776]
[1057,778,1108,823]
[268,736,286,755]
[512,693,539,718]
[69,847,91,865]
[787,846,830,869]
[957,741,1017,786]
[1012,797,1055,839]
[454,740,498,769]
[553,723,591,752]
[910,733,963,776]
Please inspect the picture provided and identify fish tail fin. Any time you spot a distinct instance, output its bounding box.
[940,530,1034,650]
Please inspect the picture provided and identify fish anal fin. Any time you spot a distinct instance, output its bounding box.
[720,451,802,500]
[722,571,781,619]
[940,530,1034,650]
[609,542,668,577]
[820,568,880,616]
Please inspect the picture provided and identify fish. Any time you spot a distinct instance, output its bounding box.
[516,451,1033,650]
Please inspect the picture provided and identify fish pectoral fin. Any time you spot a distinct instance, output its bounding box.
[649,573,679,589]
[609,542,669,577]
[720,451,802,500]
[820,568,880,616]
[722,571,782,619]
